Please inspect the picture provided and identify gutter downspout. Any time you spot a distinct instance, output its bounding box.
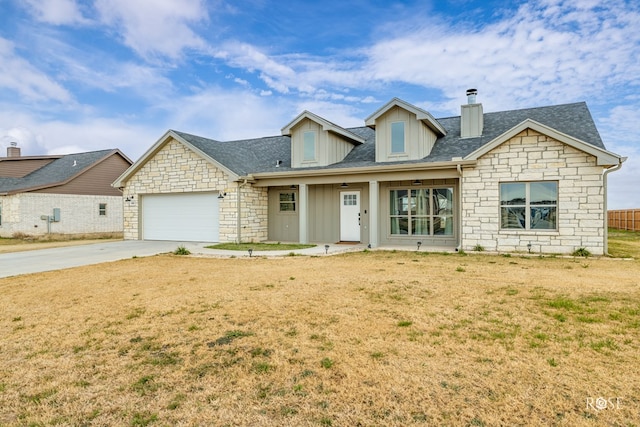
[603,157,626,255]
[456,163,463,252]
[236,179,249,243]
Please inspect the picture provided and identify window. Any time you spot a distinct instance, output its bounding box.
[389,187,454,236]
[279,192,296,212]
[99,203,107,216]
[303,131,316,161]
[500,182,557,230]
[391,121,405,153]
[343,194,357,206]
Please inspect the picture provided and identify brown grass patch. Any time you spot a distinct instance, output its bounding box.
[0,233,122,253]
[0,252,639,426]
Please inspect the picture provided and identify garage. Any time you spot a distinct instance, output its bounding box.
[142,192,219,242]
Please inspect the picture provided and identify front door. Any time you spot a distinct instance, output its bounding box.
[340,191,360,241]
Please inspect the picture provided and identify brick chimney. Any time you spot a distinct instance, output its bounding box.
[7,141,21,157]
[460,89,483,138]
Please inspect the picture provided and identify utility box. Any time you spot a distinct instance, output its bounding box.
[52,208,61,222]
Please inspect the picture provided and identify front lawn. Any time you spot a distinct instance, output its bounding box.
[1,248,638,426]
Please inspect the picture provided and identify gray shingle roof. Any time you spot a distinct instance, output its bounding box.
[173,102,606,176]
[0,149,117,194]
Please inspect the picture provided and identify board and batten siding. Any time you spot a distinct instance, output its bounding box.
[290,118,355,168]
[374,106,437,162]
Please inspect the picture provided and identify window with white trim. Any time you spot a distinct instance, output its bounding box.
[391,121,405,153]
[389,187,454,236]
[500,182,558,230]
[303,131,316,161]
[99,203,107,216]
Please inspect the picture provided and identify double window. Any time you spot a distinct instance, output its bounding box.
[390,187,454,236]
[500,181,557,230]
[98,203,107,216]
[279,192,296,212]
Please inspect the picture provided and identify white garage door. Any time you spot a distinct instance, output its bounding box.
[142,193,219,242]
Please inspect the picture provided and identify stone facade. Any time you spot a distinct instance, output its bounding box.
[461,129,605,255]
[122,138,268,242]
[0,193,123,237]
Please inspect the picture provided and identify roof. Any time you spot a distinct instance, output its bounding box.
[115,100,620,186]
[0,149,130,195]
[281,110,365,145]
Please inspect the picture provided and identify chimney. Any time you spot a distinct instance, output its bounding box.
[7,141,21,157]
[461,89,483,138]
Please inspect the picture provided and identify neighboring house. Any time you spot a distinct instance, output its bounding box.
[0,143,132,237]
[113,91,625,255]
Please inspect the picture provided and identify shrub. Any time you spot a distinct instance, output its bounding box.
[173,245,191,255]
[572,247,591,257]
[473,244,485,252]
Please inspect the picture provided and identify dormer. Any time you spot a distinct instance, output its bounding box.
[365,98,446,163]
[281,111,364,168]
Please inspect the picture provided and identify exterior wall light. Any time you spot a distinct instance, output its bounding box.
[340,183,348,188]
[218,192,227,199]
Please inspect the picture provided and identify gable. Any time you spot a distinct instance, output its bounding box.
[372,105,439,163]
[281,111,364,168]
[465,119,620,166]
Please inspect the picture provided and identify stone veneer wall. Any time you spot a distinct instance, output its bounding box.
[123,138,268,242]
[461,129,606,255]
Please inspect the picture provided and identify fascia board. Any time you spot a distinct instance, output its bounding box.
[281,111,364,144]
[250,159,476,180]
[464,119,622,166]
[364,98,446,136]
[112,130,239,188]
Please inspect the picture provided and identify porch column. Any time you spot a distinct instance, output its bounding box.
[299,183,309,244]
[369,180,379,248]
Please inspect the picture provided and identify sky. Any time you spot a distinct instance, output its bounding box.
[0,0,638,208]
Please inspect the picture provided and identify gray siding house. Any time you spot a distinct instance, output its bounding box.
[0,145,132,237]
[113,91,624,255]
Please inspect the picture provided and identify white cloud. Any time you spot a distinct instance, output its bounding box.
[94,0,208,59]
[160,87,290,141]
[0,37,73,103]
[364,1,640,113]
[23,0,89,25]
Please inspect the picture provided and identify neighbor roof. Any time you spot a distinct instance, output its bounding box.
[0,149,129,195]
[167,101,613,177]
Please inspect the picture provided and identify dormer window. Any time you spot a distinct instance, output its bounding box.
[303,131,316,161]
[391,121,405,154]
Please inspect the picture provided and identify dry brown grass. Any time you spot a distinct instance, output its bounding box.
[1,251,639,426]
[0,233,122,253]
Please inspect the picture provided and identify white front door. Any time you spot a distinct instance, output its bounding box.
[340,191,360,241]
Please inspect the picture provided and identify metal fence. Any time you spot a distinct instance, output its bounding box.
[608,209,640,231]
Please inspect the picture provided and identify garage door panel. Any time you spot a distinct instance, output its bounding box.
[142,193,219,242]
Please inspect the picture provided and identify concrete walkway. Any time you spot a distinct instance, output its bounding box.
[0,240,369,278]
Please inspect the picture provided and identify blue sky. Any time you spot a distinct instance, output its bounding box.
[0,0,638,208]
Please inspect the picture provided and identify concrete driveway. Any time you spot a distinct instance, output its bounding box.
[0,240,367,278]
[0,240,187,278]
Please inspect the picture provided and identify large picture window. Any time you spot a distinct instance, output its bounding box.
[389,187,454,236]
[500,181,557,230]
[391,121,405,153]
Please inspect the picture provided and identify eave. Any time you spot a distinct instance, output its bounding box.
[465,119,622,166]
[281,110,365,145]
[364,98,447,136]
[112,130,240,188]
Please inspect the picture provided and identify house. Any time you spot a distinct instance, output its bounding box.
[0,144,133,237]
[112,91,624,255]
